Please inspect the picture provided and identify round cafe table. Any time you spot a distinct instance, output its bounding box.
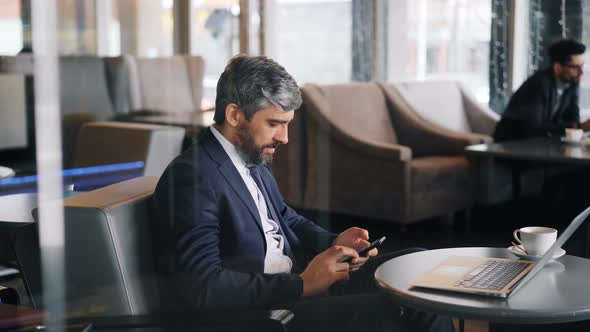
[375,247,590,329]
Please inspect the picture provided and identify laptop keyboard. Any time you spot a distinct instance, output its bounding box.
[454,260,530,290]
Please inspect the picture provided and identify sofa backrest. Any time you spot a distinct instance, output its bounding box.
[301,83,398,144]
[59,56,114,119]
[103,56,132,115]
[127,55,204,113]
[392,81,471,133]
[74,121,185,177]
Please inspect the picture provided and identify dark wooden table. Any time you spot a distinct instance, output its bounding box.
[465,137,590,203]
[466,137,590,165]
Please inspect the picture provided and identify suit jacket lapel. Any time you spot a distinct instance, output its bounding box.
[200,129,265,234]
[257,167,295,258]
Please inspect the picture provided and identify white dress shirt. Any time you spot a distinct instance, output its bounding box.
[210,126,293,274]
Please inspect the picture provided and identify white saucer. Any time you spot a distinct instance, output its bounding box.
[508,245,566,261]
[560,137,583,145]
[0,166,15,179]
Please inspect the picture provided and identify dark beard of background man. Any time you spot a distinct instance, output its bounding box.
[235,122,281,165]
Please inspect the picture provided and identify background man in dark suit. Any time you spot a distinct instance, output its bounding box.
[494,39,589,141]
[153,55,452,332]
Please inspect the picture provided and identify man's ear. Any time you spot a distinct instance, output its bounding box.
[225,103,241,128]
[553,62,563,76]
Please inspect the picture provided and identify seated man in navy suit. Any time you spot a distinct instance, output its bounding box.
[153,55,452,332]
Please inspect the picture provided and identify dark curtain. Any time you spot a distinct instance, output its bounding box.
[351,0,372,81]
[20,0,32,52]
[529,0,583,72]
[489,0,511,113]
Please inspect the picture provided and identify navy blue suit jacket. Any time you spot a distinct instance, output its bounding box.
[494,68,580,141]
[153,128,336,310]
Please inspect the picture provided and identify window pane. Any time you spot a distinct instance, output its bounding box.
[0,0,23,55]
[389,0,491,104]
[190,0,240,109]
[58,0,97,54]
[114,0,174,57]
[275,0,352,84]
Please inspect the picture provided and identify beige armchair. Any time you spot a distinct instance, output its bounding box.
[294,83,488,225]
[381,81,542,205]
[381,81,499,137]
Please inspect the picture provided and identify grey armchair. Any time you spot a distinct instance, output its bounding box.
[15,177,293,331]
[296,83,487,225]
[126,55,205,113]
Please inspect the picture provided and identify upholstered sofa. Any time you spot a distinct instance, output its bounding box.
[381,81,499,136]
[126,55,205,113]
[0,54,205,170]
[381,81,542,204]
[276,82,489,225]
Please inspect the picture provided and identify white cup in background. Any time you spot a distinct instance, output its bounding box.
[565,128,584,141]
[565,146,584,158]
[513,227,557,256]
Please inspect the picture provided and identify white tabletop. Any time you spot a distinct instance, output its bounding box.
[375,247,590,324]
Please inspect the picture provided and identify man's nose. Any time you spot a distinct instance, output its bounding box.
[275,126,288,144]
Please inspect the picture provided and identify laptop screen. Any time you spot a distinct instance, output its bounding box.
[510,205,590,295]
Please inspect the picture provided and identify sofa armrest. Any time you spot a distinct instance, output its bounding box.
[303,91,412,162]
[380,84,491,156]
[331,130,412,162]
[460,83,500,136]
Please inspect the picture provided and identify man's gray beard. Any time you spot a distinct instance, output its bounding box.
[236,125,269,166]
[237,146,267,166]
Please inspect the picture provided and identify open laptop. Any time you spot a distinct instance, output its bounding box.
[410,205,590,298]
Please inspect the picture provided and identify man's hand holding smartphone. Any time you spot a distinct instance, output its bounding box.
[332,227,384,271]
[339,236,386,266]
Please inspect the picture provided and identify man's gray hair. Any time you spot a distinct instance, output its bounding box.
[214,55,302,124]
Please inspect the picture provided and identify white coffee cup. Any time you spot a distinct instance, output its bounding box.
[513,226,557,256]
[565,128,584,141]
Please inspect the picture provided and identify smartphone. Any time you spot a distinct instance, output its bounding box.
[339,236,386,263]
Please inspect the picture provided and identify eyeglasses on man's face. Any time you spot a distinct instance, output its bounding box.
[561,62,585,71]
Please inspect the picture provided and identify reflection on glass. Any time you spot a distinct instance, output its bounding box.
[190,0,240,109]
[0,0,24,55]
